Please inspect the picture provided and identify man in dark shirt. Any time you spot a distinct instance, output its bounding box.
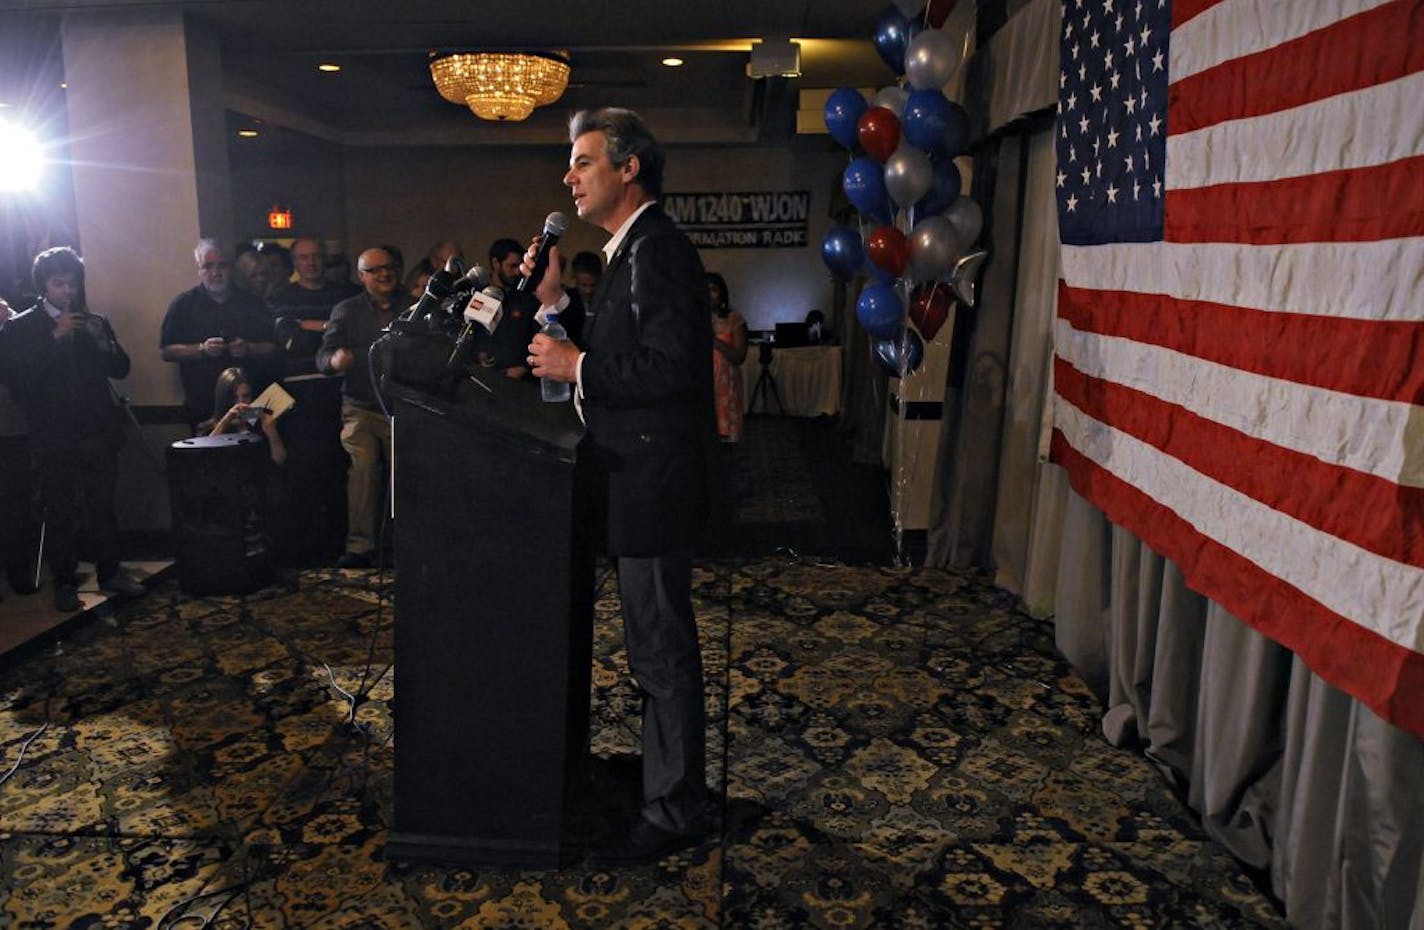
[271,236,360,375]
[466,237,539,379]
[315,246,400,569]
[0,247,143,611]
[159,239,278,428]
[560,249,602,346]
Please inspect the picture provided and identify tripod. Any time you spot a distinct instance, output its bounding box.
[749,341,784,415]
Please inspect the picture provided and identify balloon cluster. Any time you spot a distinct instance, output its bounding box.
[820,1,988,378]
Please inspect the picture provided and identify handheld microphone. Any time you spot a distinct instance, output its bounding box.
[516,211,569,293]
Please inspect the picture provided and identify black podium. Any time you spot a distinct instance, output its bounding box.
[385,376,595,868]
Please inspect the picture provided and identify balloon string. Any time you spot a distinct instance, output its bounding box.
[893,344,912,568]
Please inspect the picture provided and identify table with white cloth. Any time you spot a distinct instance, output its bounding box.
[741,344,841,417]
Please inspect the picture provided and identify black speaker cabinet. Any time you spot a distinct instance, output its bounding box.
[274,375,347,564]
[385,376,594,869]
[167,433,271,596]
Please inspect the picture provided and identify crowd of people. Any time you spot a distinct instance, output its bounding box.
[159,234,617,569]
[0,226,758,609]
[0,135,757,635]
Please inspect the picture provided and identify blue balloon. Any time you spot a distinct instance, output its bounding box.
[902,89,970,155]
[821,226,865,281]
[874,7,923,76]
[914,157,963,217]
[873,328,925,377]
[843,156,892,225]
[856,281,905,340]
[824,87,868,150]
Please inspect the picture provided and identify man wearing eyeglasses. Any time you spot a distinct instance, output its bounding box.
[316,246,402,570]
[160,238,278,430]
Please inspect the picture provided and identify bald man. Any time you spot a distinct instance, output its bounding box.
[316,246,401,569]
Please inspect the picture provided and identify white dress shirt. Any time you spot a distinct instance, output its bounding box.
[538,200,657,412]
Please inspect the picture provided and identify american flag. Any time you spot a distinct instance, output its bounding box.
[1052,0,1424,736]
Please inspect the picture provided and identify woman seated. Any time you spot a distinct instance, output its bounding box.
[205,367,287,465]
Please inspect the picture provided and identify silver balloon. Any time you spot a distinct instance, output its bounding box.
[949,248,988,307]
[905,29,960,92]
[883,144,933,208]
[944,195,983,247]
[906,214,962,283]
[872,85,909,119]
[891,0,925,17]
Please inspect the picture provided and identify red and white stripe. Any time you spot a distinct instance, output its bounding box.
[1053,0,1424,734]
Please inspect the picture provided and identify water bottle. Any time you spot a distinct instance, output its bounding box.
[540,311,572,403]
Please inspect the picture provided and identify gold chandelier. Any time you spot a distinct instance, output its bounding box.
[428,50,571,122]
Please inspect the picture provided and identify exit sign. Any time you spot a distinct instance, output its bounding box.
[268,206,292,230]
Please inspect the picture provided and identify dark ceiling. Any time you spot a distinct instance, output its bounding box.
[0,0,898,145]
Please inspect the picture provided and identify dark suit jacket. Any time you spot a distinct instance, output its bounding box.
[579,205,714,556]
[0,305,130,455]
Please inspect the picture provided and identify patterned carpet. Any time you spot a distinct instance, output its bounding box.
[719,417,896,564]
[0,558,1285,928]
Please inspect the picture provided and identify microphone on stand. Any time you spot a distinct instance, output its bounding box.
[403,255,465,322]
[445,262,490,302]
[515,211,569,293]
[447,286,504,369]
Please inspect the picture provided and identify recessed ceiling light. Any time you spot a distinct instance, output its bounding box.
[661,57,685,67]
[318,63,341,73]
[59,83,67,89]
[237,129,259,138]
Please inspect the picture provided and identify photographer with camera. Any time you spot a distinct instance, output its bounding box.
[0,247,144,612]
[205,367,287,466]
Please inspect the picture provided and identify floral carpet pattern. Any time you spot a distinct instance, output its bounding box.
[0,558,1285,928]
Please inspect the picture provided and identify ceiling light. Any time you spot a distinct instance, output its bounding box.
[662,57,685,67]
[317,63,341,73]
[237,129,259,138]
[429,50,570,122]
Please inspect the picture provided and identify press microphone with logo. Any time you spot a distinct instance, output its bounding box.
[435,262,491,326]
[516,211,569,293]
[447,284,505,369]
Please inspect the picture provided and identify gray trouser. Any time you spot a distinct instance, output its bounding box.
[616,551,707,832]
[339,404,390,556]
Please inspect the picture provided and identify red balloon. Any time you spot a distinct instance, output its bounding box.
[926,0,957,28]
[909,282,953,341]
[867,226,910,278]
[857,107,902,164]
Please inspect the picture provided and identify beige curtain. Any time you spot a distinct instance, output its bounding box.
[923,0,1424,924]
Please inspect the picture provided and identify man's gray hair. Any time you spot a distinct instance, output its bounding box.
[568,107,665,198]
[193,238,225,264]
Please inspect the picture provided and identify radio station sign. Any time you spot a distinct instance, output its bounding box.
[662,191,810,249]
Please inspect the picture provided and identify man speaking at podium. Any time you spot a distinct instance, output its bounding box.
[526,108,714,866]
